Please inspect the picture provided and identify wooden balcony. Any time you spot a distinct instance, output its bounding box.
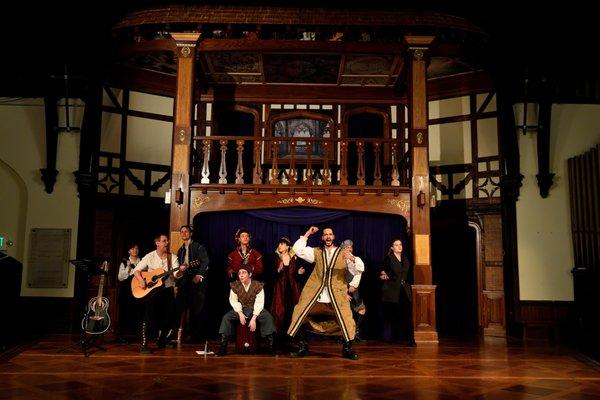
[188,136,413,219]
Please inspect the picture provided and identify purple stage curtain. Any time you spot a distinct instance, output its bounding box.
[193,207,408,339]
[244,207,351,224]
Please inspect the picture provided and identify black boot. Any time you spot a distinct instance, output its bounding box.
[290,340,309,358]
[342,340,359,360]
[216,334,228,356]
[165,329,178,348]
[354,314,364,342]
[265,334,276,355]
[140,322,151,353]
[157,329,170,349]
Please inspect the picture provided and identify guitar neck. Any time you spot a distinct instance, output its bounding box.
[97,261,108,301]
[155,259,199,280]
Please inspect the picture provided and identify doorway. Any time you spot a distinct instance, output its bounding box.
[431,202,479,337]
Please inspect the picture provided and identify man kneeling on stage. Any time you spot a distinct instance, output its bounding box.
[217,265,276,356]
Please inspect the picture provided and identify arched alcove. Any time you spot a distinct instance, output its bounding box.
[0,159,28,262]
[344,107,390,185]
[212,105,259,183]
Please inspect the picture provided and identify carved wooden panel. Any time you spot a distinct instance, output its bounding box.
[412,284,438,342]
[484,266,504,291]
[481,291,505,336]
[519,301,574,341]
[483,214,502,262]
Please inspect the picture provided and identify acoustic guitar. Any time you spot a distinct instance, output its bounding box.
[81,261,111,335]
[131,259,201,299]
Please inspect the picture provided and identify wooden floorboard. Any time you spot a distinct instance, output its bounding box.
[1,335,599,399]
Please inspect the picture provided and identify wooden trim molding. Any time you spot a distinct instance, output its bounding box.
[190,189,411,222]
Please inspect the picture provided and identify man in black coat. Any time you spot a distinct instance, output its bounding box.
[172,224,210,343]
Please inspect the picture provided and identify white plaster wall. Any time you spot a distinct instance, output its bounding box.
[0,98,80,297]
[100,90,173,197]
[517,104,600,300]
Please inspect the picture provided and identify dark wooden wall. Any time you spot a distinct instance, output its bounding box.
[568,144,600,361]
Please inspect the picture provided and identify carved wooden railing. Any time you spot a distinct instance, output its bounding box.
[429,155,501,200]
[98,151,171,197]
[191,136,410,190]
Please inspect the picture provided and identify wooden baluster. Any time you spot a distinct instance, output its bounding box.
[235,139,245,184]
[201,139,211,184]
[288,140,297,185]
[390,142,400,186]
[305,140,313,185]
[270,140,280,184]
[373,141,382,186]
[356,140,365,186]
[218,139,228,184]
[253,140,262,184]
[322,141,331,185]
[340,140,348,185]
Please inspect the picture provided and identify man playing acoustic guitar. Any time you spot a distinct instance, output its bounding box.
[133,233,184,353]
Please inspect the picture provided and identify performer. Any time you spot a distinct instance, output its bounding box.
[340,239,366,341]
[118,243,140,282]
[172,225,210,343]
[216,264,276,356]
[117,243,142,338]
[226,228,264,281]
[270,237,305,342]
[380,238,416,346]
[132,234,182,353]
[287,226,359,360]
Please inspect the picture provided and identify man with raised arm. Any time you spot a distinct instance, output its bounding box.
[287,226,359,360]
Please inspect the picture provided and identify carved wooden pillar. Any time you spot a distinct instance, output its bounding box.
[405,36,438,343]
[536,80,555,198]
[169,33,200,248]
[41,90,59,194]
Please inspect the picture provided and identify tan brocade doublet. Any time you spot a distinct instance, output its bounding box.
[287,246,356,341]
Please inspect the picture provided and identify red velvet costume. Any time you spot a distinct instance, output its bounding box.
[226,248,264,280]
[270,254,302,333]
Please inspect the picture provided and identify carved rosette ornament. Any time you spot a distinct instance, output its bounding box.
[416,132,423,144]
[413,48,424,61]
[180,46,191,57]
[387,199,410,212]
[192,195,211,212]
[277,196,323,205]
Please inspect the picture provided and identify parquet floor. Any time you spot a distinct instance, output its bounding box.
[1,335,599,400]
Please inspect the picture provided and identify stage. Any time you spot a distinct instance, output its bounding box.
[1,336,599,400]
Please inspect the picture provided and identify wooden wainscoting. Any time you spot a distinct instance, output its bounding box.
[518,301,575,342]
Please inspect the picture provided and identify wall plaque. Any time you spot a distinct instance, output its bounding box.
[27,228,71,288]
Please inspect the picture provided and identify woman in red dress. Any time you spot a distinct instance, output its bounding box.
[270,237,305,335]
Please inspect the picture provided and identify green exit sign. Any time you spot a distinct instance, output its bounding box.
[0,235,4,249]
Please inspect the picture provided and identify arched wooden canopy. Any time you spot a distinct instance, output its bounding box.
[111,5,493,343]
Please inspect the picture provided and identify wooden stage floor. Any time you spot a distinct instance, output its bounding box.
[1,335,599,400]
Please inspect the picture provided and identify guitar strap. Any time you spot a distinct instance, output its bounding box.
[165,253,173,300]
[167,252,172,278]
